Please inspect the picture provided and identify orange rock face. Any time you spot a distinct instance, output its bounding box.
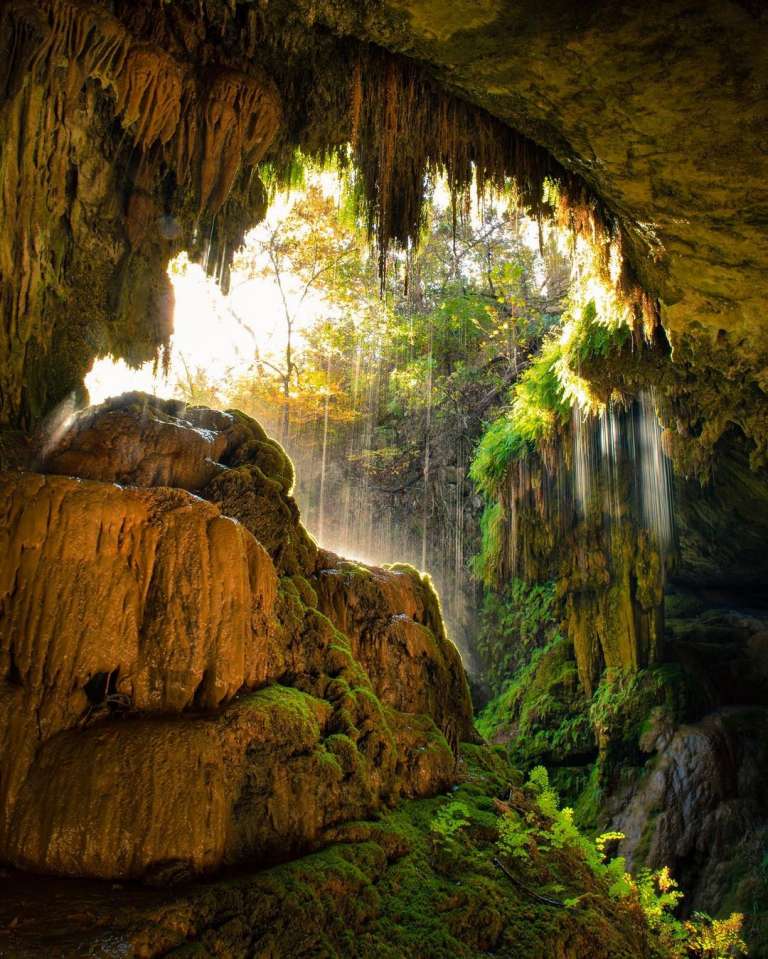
[0,394,471,880]
[0,471,277,855]
[40,397,229,489]
[314,553,474,746]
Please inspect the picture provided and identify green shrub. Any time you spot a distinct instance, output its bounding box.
[493,767,748,959]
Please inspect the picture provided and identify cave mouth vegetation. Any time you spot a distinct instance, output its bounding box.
[1,2,767,957]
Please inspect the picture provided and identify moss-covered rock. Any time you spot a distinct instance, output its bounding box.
[314,554,475,745]
[0,747,655,958]
[477,636,594,764]
[6,681,459,881]
[0,396,470,881]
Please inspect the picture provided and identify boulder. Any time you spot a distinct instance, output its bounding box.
[314,554,475,745]
[0,471,277,843]
[41,393,318,576]
[0,397,469,880]
[612,707,768,918]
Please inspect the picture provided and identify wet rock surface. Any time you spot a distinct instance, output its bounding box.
[0,395,468,881]
[612,707,768,926]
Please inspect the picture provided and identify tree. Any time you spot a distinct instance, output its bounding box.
[231,184,373,441]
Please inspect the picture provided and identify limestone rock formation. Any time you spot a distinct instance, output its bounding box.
[0,470,277,848]
[0,0,280,426]
[314,554,474,747]
[40,393,231,489]
[2,0,767,485]
[0,395,469,880]
[612,708,768,930]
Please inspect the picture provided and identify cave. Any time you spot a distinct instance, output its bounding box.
[0,1,767,956]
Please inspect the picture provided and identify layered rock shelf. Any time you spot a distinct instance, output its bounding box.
[0,393,472,881]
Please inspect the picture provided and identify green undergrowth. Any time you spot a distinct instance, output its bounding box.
[475,580,595,771]
[475,578,562,697]
[473,583,706,835]
[476,634,595,781]
[476,649,694,808]
[470,298,628,500]
[469,335,568,501]
[165,749,746,958]
[589,664,694,760]
[164,746,683,959]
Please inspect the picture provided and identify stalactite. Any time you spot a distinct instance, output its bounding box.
[2,0,655,434]
[0,0,281,427]
[337,45,653,326]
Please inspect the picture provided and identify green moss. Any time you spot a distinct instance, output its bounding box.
[469,333,573,499]
[471,500,504,587]
[477,635,595,775]
[158,745,653,958]
[244,684,329,728]
[473,580,596,770]
[588,664,689,760]
[325,734,361,775]
[475,578,561,697]
[563,299,631,365]
[290,574,319,609]
[572,763,603,831]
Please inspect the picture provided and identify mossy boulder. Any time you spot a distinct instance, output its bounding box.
[6,682,457,880]
[314,554,475,745]
[38,392,318,575]
[0,395,471,881]
[0,747,655,958]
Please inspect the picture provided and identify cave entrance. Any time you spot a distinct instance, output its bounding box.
[85,168,587,669]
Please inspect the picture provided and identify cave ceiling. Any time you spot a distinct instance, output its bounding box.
[328,0,768,468]
[0,0,766,468]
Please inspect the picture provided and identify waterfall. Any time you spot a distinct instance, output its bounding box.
[420,323,433,572]
[316,352,331,543]
[501,391,675,587]
[572,405,593,518]
[492,389,677,689]
[637,390,674,551]
[567,390,674,556]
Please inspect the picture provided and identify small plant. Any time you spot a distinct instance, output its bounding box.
[494,767,748,958]
[430,800,471,846]
[496,809,536,861]
[685,912,748,959]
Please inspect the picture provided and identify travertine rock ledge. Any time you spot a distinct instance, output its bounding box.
[0,393,472,880]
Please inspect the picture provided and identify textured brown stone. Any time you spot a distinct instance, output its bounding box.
[612,707,768,918]
[41,393,319,574]
[314,554,474,745]
[0,399,467,880]
[5,685,454,880]
[0,470,277,846]
[41,394,229,489]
